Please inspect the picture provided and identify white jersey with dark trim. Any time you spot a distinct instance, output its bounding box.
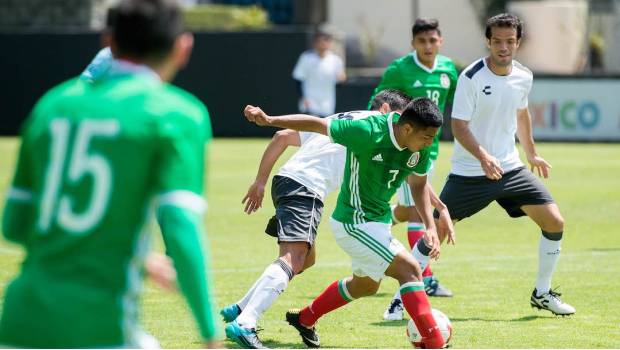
[450,58,533,177]
[277,110,379,201]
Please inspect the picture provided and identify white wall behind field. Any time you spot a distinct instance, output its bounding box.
[327,0,487,67]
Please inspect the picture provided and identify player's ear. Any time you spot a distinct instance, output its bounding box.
[172,32,194,69]
[485,38,491,50]
[379,102,390,114]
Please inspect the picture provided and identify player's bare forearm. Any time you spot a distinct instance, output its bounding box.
[516,108,537,158]
[410,177,436,230]
[452,118,488,161]
[244,105,328,135]
[255,129,300,184]
[266,114,328,135]
[427,184,447,213]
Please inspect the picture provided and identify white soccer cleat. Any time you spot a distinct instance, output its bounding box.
[530,288,576,316]
[383,298,404,321]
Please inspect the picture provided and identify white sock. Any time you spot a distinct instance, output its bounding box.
[236,259,292,329]
[236,270,266,310]
[392,238,431,302]
[536,234,562,295]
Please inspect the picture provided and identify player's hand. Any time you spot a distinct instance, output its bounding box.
[242,180,265,214]
[244,105,271,126]
[480,154,503,180]
[436,209,456,245]
[145,253,177,292]
[527,154,551,178]
[423,227,441,260]
[303,98,311,109]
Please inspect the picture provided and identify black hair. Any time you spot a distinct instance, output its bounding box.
[398,97,443,129]
[314,30,333,41]
[485,13,523,40]
[370,89,412,111]
[411,18,441,38]
[111,0,184,62]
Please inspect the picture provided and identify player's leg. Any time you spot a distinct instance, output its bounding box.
[385,249,445,349]
[496,167,574,316]
[286,219,401,347]
[224,177,323,348]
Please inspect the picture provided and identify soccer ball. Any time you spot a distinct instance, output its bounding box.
[406,308,452,348]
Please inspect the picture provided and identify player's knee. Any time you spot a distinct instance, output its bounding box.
[544,214,564,233]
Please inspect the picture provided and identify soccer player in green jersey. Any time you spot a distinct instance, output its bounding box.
[245,98,451,349]
[0,0,220,347]
[370,19,458,309]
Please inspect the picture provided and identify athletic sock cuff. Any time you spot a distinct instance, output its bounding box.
[337,279,355,302]
[400,281,425,295]
[407,222,425,231]
[274,258,295,281]
[415,237,432,256]
[542,230,563,241]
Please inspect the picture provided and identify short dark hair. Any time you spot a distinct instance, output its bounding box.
[485,13,523,40]
[370,89,412,111]
[411,18,441,37]
[398,97,443,129]
[112,0,184,61]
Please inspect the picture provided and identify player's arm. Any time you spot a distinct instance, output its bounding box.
[451,74,503,180]
[409,174,441,259]
[155,113,220,344]
[243,129,301,214]
[425,183,456,245]
[517,108,551,178]
[244,105,328,135]
[2,131,35,245]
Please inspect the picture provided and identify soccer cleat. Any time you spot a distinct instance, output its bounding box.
[220,303,241,322]
[224,320,267,349]
[285,309,320,348]
[530,288,576,316]
[383,298,404,321]
[424,276,453,297]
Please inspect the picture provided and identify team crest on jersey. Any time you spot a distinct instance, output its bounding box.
[440,73,450,88]
[407,152,420,167]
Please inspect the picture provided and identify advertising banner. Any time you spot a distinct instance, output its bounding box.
[530,79,620,141]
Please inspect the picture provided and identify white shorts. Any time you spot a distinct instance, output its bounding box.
[396,161,435,207]
[330,218,406,282]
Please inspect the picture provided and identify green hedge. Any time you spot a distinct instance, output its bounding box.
[183,4,270,31]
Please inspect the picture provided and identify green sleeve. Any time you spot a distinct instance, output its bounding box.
[446,65,458,106]
[368,62,402,109]
[2,123,35,245]
[328,118,373,152]
[154,103,219,341]
[157,205,219,341]
[411,148,432,176]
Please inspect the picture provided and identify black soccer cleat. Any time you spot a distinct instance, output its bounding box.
[285,309,320,348]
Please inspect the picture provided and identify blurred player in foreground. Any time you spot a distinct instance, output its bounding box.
[0,0,220,347]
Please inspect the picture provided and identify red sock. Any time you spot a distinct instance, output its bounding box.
[299,279,353,327]
[400,282,445,349]
[408,229,434,277]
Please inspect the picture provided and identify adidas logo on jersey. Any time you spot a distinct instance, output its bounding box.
[372,154,383,162]
[413,80,423,88]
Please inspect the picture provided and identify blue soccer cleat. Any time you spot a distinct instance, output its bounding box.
[224,320,266,349]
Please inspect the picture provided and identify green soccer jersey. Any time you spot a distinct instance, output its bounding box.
[0,68,216,347]
[328,113,431,224]
[369,52,458,160]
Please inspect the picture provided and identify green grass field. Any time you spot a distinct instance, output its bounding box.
[1,138,619,348]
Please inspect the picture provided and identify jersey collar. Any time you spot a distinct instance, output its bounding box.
[107,59,162,82]
[411,51,437,73]
[388,112,405,151]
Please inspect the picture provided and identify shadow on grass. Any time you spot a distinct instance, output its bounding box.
[451,315,553,322]
[369,319,408,327]
[590,248,620,252]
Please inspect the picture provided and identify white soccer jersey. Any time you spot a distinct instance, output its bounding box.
[450,58,532,176]
[277,110,378,201]
[292,50,344,117]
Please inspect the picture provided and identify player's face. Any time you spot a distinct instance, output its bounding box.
[411,30,442,65]
[486,26,520,67]
[314,36,332,54]
[405,125,438,152]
